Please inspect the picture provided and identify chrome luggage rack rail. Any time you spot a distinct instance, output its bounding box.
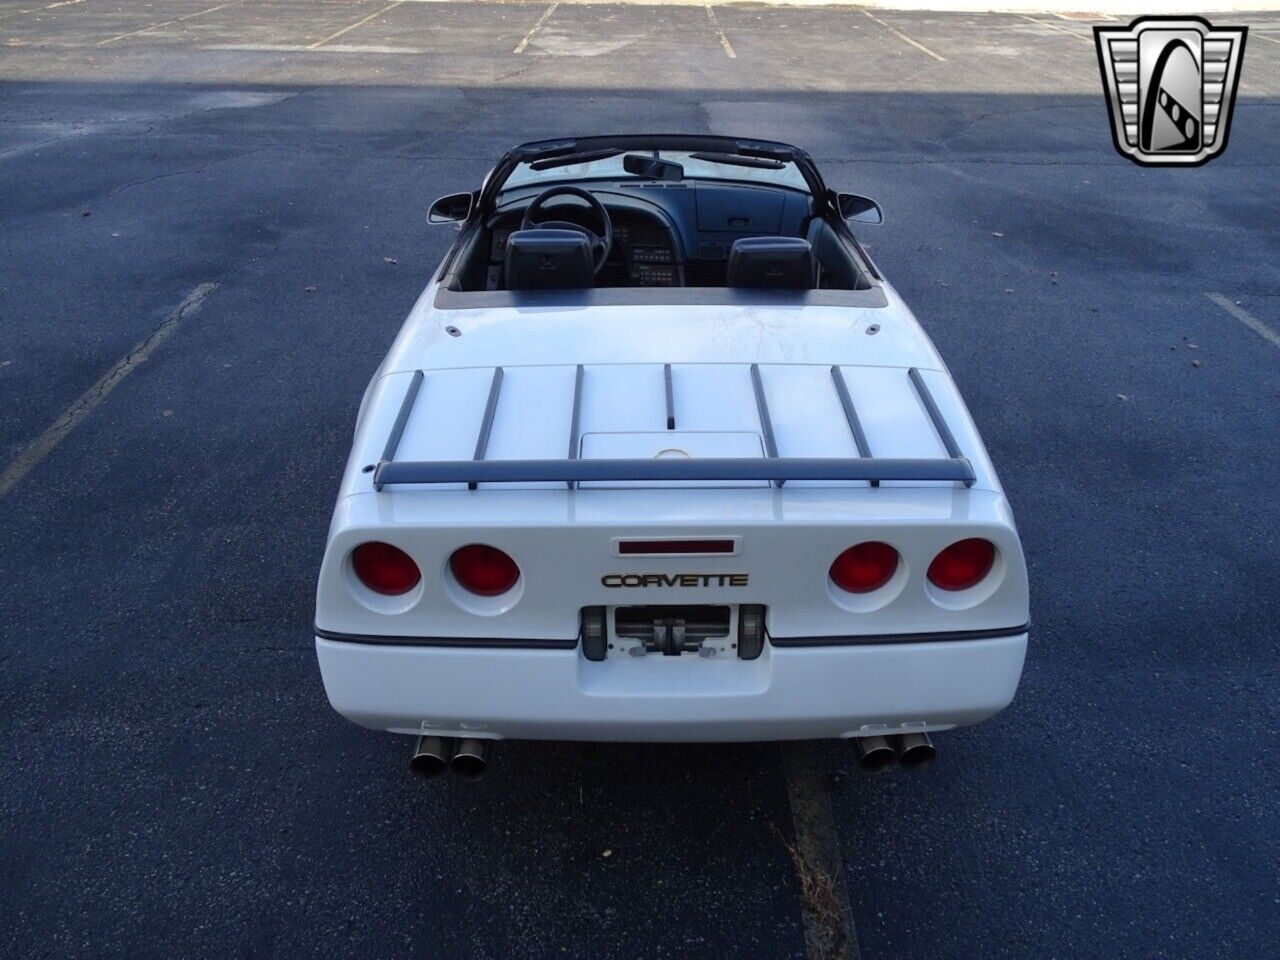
[372,364,975,491]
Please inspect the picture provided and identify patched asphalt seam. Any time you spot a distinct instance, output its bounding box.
[782,743,861,960]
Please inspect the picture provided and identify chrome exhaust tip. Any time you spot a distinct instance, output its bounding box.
[892,732,935,769]
[450,738,491,781]
[854,735,897,772]
[410,735,454,778]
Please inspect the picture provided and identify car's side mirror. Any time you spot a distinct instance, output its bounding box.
[428,191,474,224]
[836,193,884,225]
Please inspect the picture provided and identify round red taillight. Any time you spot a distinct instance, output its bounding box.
[927,538,996,591]
[829,541,899,594]
[449,544,520,597]
[351,541,420,596]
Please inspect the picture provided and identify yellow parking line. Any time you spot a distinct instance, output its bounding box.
[513,2,556,55]
[307,1,403,50]
[859,8,945,62]
[0,284,218,501]
[96,1,236,47]
[705,6,735,59]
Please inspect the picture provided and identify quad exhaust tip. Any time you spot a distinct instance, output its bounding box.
[854,732,935,771]
[410,735,493,780]
[450,739,490,781]
[410,735,453,778]
[893,731,936,768]
[855,735,897,772]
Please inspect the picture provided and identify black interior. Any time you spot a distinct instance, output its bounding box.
[726,237,816,290]
[448,180,873,293]
[503,229,596,290]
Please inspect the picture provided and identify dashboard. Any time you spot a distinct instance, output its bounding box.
[489,209,679,287]
[487,180,815,290]
[613,218,678,286]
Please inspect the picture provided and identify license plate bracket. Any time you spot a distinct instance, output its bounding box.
[611,604,733,658]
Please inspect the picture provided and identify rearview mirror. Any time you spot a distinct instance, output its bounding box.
[623,154,684,181]
[836,193,884,225]
[428,192,474,224]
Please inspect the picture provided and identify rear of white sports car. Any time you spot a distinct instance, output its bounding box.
[313,294,1029,771]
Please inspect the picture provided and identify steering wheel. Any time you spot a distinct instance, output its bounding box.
[521,186,613,273]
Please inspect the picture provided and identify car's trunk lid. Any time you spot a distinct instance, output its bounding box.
[344,361,998,495]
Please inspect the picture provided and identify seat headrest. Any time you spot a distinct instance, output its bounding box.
[504,229,594,290]
[726,236,816,290]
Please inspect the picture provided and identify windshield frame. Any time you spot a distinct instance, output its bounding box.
[500,150,813,195]
[478,135,833,214]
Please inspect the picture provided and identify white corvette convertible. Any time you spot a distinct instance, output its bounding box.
[314,136,1028,779]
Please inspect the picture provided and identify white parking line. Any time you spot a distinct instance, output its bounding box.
[1254,34,1280,46]
[1206,293,1280,351]
[513,2,556,55]
[705,5,735,59]
[1017,14,1092,45]
[96,1,236,47]
[307,1,403,50]
[0,283,218,501]
[0,0,89,15]
[858,8,945,62]
[207,42,424,54]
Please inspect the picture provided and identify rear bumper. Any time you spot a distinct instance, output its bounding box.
[315,631,1027,742]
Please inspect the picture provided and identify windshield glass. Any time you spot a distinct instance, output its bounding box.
[501,150,811,194]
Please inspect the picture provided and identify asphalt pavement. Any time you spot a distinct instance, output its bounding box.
[1,3,1278,958]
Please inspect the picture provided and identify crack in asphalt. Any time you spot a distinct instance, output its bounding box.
[63,146,263,212]
[0,85,316,177]
[0,124,93,159]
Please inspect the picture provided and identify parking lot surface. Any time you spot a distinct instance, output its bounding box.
[1,3,1278,958]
